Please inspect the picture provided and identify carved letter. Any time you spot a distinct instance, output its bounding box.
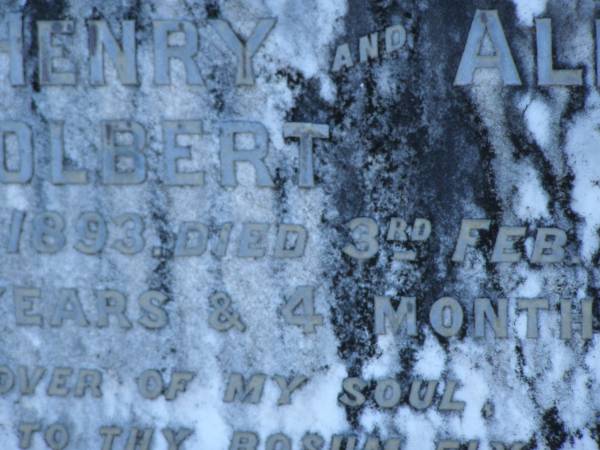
[0,14,23,85]
[163,120,205,186]
[536,18,582,85]
[560,298,593,340]
[209,18,276,86]
[229,431,259,450]
[474,298,508,338]
[491,227,526,263]
[38,21,76,85]
[89,20,137,85]
[273,374,308,405]
[283,122,330,187]
[153,21,202,85]
[0,121,32,184]
[452,219,491,262]
[430,297,463,337]
[517,298,549,339]
[224,373,266,404]
[102,121,146,184]
[219,121,273,187]
[531,228,566,263]
[50,121,88,184]
[338,377,366,407]
[454,10,521,85]
[163,428,194,450]
[374,296,417,336]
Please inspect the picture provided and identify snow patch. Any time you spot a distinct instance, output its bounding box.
[511,0,548,26]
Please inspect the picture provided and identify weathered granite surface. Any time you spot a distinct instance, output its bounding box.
[0,1,599,449]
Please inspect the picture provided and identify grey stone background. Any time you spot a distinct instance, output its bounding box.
[0,0,598,449]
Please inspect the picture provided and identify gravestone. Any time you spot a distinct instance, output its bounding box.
[0,1,598,449]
